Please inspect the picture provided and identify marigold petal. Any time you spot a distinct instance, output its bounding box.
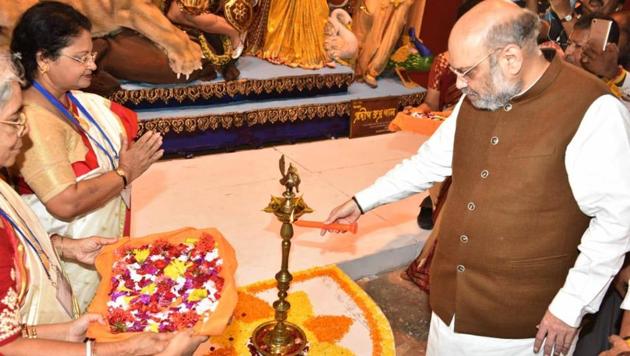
[206,346,236,355]
[285,291,313,325]
[133,248,150,263]
[304,315,353,343]
[308,342,355,355]
[233,292,274,323]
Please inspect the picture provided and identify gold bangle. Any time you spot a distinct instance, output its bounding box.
[114,168,128,188]
[21,324,37,339]
[52,234,64,259]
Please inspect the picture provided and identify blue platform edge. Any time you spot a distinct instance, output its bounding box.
[161,115,350,157]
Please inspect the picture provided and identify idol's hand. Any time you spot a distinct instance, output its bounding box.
[118,130,164,183]
[62,236,118,265]
[534,309,578,356]
[322,199,362,236]
[155,329,208,356]
[66,313,105,342]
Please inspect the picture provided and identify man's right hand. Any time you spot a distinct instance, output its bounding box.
[322,199,363,236]
[118,131,164,183]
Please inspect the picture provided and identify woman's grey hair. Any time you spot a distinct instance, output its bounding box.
[485,9,540,52]
[0,50,23,109]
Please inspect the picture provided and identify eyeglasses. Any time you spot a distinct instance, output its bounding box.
[449,48,502,82]
[62,51,98,65]
[0,112,27,137]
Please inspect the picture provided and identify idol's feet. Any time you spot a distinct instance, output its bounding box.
[363,74,377,88]
[231,31,247,59]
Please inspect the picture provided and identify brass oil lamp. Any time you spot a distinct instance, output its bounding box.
[251,155,312,355]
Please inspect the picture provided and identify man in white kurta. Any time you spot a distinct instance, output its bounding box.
[324,1,630,355]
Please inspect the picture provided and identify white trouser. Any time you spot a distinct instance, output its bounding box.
[427,312,577,356]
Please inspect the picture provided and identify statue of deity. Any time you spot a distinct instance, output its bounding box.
[248,0,333,69]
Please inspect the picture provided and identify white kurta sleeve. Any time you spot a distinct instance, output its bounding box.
[548,94,630,327]
[353,97,461,212]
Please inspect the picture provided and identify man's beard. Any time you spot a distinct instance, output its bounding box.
[462,61,523,111]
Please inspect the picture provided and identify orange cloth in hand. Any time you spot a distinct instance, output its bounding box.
[388,110,451,136]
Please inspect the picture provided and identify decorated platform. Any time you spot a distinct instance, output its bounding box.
[113,57,354,110]
[114,57,425,156]
[199,265,395,356]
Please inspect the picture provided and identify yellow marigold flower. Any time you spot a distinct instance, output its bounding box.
[185,237,199,245]
[188,288,208,302]
[141,283,157,295]
[133,248,150,263]
[164,259,190,279]
[123,295,134,305]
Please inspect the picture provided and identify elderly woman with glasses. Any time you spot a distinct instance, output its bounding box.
[10,1,164,311]
[0,51,208,356]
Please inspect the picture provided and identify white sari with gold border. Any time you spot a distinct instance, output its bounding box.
[21,91,128,312]
[0,179,76,325]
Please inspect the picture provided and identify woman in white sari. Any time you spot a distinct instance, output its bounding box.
[10,2,164,311]
[0,51,205,355]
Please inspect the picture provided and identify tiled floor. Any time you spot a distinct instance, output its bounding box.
[131,131,432,286]
[131,130,435,354]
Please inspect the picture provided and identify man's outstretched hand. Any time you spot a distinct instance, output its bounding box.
[321,199,362,236]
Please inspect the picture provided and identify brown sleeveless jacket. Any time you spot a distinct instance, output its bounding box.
[429,52,609,338]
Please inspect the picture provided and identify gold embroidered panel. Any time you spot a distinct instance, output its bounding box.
[110,73,354,106]
[224,0,255,32]
[137,92,425,135]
